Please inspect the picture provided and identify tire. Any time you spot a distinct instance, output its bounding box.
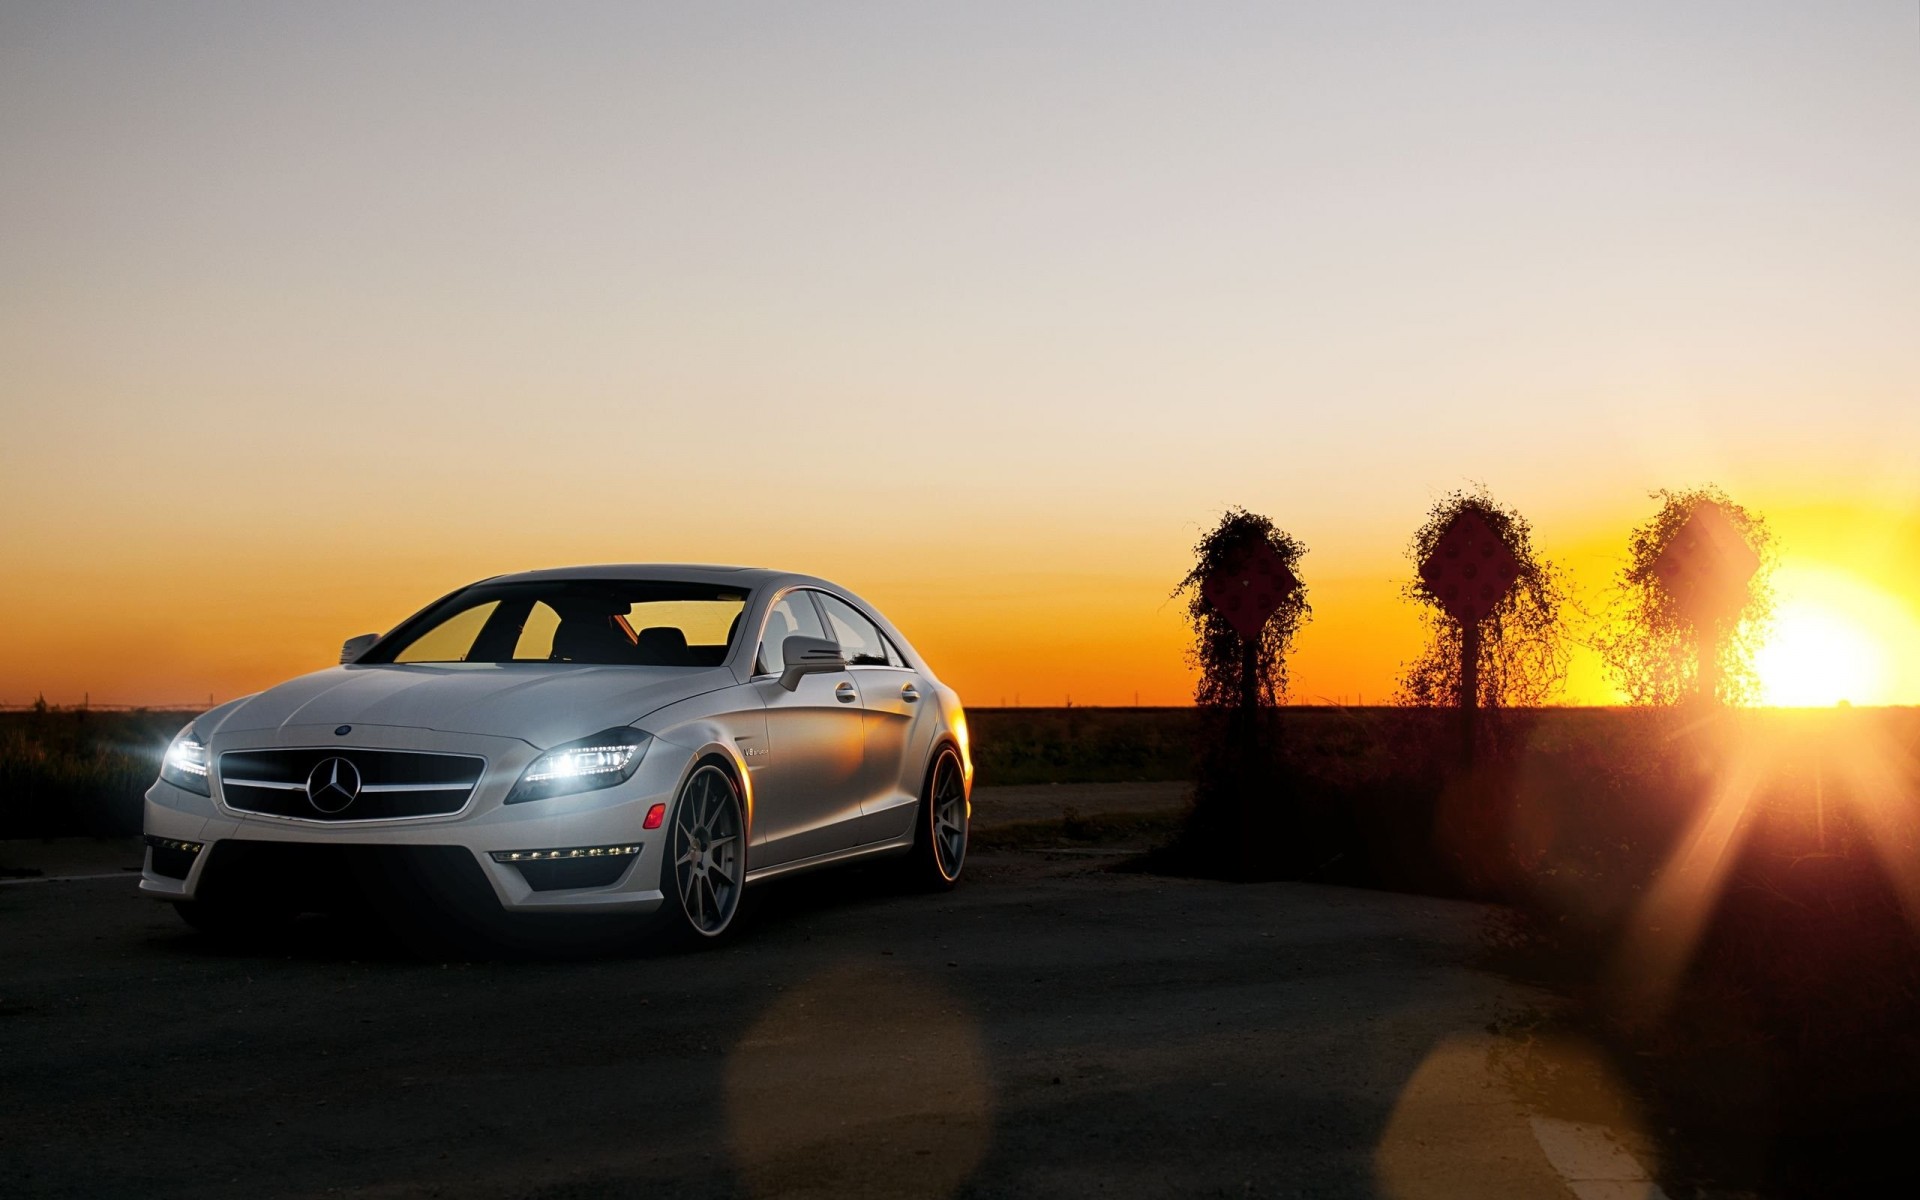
[905,746,967,891]
[171,898,295,944]
[654,761,748,946]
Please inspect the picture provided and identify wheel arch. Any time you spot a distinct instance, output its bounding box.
[922,736,968,800]
[673,742,752,826]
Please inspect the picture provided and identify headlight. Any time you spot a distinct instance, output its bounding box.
[160,729,211,796]
[506,727,651,804]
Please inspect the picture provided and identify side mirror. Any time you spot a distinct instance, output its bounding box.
[778,635,846,691]
[341,633,380,665]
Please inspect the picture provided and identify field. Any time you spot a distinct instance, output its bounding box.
[0,709,190,840]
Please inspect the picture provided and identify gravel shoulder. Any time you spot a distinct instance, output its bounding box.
[969,781,1189,830]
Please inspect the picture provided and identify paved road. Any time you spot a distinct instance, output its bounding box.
[1,844,1654,1199]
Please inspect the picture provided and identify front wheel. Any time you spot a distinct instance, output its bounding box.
[905,747,967,890]
[655,762,747,945]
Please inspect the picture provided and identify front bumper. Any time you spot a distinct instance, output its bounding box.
[142,722,685,915]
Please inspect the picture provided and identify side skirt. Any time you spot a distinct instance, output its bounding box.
[744,835,914,886]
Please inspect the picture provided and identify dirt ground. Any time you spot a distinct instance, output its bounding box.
[0,786,1669,1199]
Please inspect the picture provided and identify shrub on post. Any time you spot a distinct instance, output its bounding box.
[1398,488,1568,759]
[1173,508,1310,879]
[1597,487,1772,706]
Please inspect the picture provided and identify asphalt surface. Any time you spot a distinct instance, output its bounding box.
[0,809,1648,1199]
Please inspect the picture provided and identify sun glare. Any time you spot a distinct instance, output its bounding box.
[1754,565,1913,707]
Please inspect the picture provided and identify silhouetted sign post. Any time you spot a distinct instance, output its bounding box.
[1651,501,1760,703]
[1419,509,1521,763]
[1199,538,1302,878]
[1202,539,1299,712]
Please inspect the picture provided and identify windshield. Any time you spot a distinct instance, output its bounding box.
[363,581,749,667]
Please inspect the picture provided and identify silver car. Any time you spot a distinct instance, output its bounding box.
[141,565,972,946]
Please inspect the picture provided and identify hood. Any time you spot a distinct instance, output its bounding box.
[212,663,734,748]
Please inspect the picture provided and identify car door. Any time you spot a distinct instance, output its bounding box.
[814,591,938,845]
[747,589,868,865]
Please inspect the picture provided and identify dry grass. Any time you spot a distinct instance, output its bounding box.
[0,710,191,837]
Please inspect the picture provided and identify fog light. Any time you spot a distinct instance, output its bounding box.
[145,836,205,855]
[643,803,666,830]
[490,843,643,864]
[144,835,205,881]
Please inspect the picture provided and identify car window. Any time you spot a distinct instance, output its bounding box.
[372,582,747,667]
[816,593,893,667]
[393,600,500,663]
[757,591,829,676]
[511,601,562,660]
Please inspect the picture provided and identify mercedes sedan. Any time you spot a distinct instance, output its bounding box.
[141,565,972,946]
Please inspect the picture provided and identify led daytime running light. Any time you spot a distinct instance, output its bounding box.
[144,836,205,855]
[166,737,209,778]
[491,844,643,863]
[159,730,212,796]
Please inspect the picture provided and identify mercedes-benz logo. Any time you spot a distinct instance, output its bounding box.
[305,757,362,814]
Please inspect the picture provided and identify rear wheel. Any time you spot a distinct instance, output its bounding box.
[657,762,747,944]
[906,747,967,890]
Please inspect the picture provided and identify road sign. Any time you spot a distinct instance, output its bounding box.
[1419,509,1521,626]
[1651,501,1759,620]
[1201,539,1299,642]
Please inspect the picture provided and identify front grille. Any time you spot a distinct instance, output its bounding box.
[218,748,484,821]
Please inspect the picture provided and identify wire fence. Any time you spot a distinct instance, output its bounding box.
[0,702,212,713]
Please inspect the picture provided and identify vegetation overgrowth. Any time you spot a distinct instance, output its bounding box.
[1397,485,1570,709]
[1596,486,1776,705]
[1172,507,1311,708]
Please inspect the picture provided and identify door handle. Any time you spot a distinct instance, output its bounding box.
[901,684,920,702]
[835,682,858,703]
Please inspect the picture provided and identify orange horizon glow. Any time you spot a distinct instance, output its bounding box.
[3,497,1917,711]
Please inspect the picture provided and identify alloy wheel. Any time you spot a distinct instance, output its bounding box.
[932,751,967,881]
[672,765,744,936]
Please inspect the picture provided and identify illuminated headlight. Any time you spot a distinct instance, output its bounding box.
[505,727,651,804]
[160,729,211,796]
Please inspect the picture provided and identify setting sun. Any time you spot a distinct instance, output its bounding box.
[1757,605,1880,707]
[1755,565,1917,708]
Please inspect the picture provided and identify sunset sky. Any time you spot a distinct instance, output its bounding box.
[3,2,1917,709]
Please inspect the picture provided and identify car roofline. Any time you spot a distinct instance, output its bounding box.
[483,564,784,587]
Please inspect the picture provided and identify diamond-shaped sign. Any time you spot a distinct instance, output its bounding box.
[1201,539,1300,642]
[1419,508,1522,626]
[1652,502,1760,620]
